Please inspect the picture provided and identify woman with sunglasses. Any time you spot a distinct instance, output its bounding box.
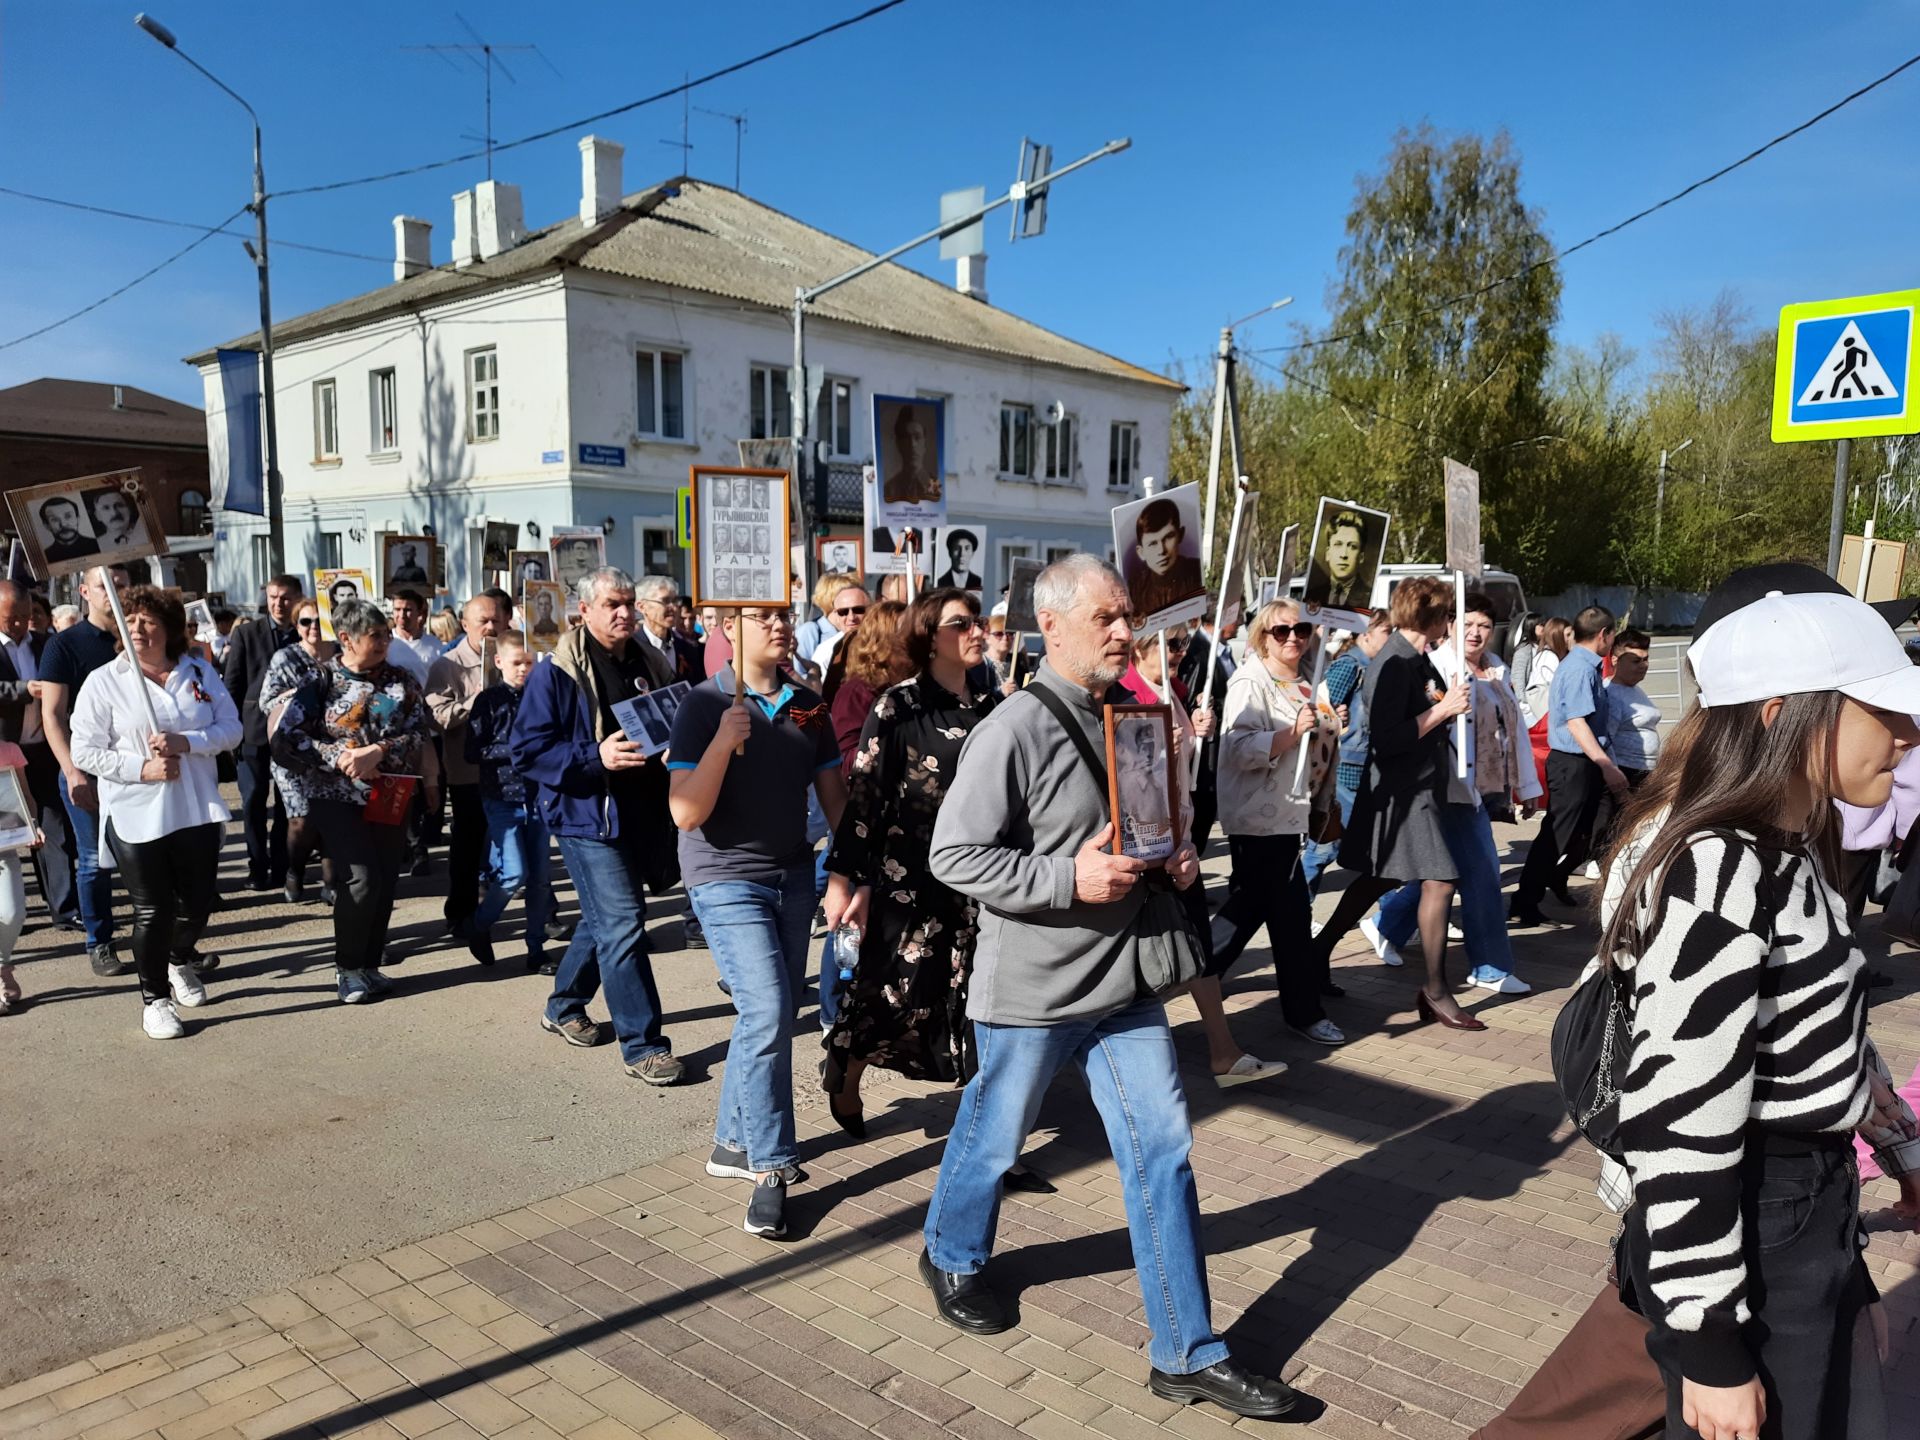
[822,588,1048,1189]
[259,597,337,905]
[1210,600,1348,1044]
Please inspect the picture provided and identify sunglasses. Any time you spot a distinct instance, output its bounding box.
[296,618,321,629]
[835,605,868,618]
[1276,622,1314,642]
[938,616,988,633]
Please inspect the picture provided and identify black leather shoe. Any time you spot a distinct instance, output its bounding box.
[919,1250,1010,1335]
[1148,1359,1298,1418]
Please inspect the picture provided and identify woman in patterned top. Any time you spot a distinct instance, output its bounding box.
[259,596,335,906]
[1603,589,1920,1440]
[272,597,429,1005]
[820,588,1045,1190]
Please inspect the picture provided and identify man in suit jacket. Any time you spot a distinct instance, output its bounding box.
[0,580,75,922]
[634,575,704,686]
[221,574,304,889]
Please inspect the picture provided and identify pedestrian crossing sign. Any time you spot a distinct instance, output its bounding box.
[1772,288,1919,442]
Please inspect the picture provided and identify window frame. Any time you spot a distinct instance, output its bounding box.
[998,402,1034,480]
[369,367,399,454]
[819,375,855,459]
[749,363,792,441]
[312,378,339,463]
[1108,421,1139,491]
[1040,413,1078,486]
[466,346,500,443]
[635,345,689,442]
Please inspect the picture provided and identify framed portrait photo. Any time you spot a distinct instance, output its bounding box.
[522,578,566,653]
[5,468,169,581]
[314,568,372,641]
[508,549,549,587]
[547,528,606,614]
[481,520,519,573]
[1111,483,1208,633]
[381,534,434,598]
[1302,496,1392,633]
[871,394,946,530]
[1104,703,1179,865]
[815,535,863,578]
[690,465,790,607]
[0,766,33,854]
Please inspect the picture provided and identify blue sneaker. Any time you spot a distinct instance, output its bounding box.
[337,969,374,1004]
[363,968,395,996]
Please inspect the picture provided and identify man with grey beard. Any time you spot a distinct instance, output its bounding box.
[916,554,1302,1420]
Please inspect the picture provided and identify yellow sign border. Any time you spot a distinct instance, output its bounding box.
[1772,287,1920,443]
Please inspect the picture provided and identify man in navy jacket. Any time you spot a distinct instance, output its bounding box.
[511,566,682,1084]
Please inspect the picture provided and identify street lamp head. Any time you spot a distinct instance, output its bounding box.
[1672,437,1695,456]
[134,12,177,48]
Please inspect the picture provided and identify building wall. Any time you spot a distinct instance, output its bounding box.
[205,269,1176,609]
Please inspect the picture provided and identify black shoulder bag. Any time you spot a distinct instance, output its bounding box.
[1028,683,1206,999]
[1550,958,1634,1161]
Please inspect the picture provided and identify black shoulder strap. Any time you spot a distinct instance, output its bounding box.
[1030,682,1109,791]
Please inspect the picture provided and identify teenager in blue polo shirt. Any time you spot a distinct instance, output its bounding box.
[1510,603,1628,925]
[667,605,846,1240]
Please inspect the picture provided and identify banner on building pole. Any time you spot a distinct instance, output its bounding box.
[213,349,265,517]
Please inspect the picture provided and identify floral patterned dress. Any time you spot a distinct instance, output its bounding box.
[823,670,999,1093]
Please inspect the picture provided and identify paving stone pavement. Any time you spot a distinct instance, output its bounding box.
[5,873,1918,1439]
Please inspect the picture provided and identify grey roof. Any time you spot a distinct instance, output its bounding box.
[186,180,1181,393]
[0,378,205,447]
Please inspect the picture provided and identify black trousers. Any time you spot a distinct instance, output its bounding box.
[1622,1140,1885,1439]
[309,799,407,971]
[109,820,219,1004]
[1213,832,1326,1027]
[1515,750,1604,909]
[445,782,484,925]
[235,741,288,883]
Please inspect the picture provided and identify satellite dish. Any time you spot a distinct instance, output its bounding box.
[1041,399,1067,428]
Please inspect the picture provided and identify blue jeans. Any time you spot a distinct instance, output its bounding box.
[58,772,112,947]
[471,796,552,955]
[689,863,815,1174]
[812,844,842,1029]
[924,999,1229,1375]
[1377,801,1514,983]
[1301,774,1359,894]
[547,836,669,1064]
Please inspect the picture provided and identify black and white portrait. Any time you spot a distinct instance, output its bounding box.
[523,579,565,653]
[693,466,789,606]
[382,534,432,596]
[931,526,985,591]
[1111,484,1207,629]
[482,521,518,573]
[548,531,605,598]
[35,494,98,563]
[7,468,170,580]
[1302,496,1391,627]
[510,550,548,586]
[84,487,146,551]
[817,536,863,577]
[1106,706,1176,863]
[872,394,946,529]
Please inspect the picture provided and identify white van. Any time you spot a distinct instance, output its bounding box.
[1287,565,1532,657]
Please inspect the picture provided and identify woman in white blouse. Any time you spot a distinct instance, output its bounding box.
[71,585,241,1039]
[1210,600,1346,1046]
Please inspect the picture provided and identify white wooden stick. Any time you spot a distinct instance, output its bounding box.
[1290,635,1328,801]
[102,573,161,740]
[1454,570,1468,780]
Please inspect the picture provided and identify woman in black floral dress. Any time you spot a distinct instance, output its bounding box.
[823,588,1046,1190]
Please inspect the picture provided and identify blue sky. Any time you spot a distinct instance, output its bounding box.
[4,1,1918,406]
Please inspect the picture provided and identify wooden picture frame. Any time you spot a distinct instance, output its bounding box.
[315,568,373,641]
[5,468,169,581]
[522,578,566,653]
[815,534,863,578]
[689,465,792,608]
[380,534,434,598]
[1103,703,1179,865]
[507,549,550,587]
[0,766,35,854]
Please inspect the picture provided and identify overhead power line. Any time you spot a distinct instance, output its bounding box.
[1252,49,1920,358]
[0,205,249,352]
[277,0,910,198]
[0,185,389,263]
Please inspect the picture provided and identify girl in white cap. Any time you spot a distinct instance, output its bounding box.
[1602,588,1920,1440]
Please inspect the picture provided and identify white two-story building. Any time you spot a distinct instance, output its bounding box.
[189,138,1181,608]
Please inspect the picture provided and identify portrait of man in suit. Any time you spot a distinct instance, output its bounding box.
[934,528,983,591]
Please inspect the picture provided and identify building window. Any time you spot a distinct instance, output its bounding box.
[370,368,399,452]
[312,379,339,461]
[178,489,209,535]
[251,534,272,590]
[1041,414,1076,484]
[999,403,1033,479]
[1108,422,1138,490]
[318,532,343,569]
[1045,543,1077,564]
[819,377,854,458]
[466,347,500,442]
[749,365,791,440]
[636,347,687,440]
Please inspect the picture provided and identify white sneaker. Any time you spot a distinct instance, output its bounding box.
[1584,861,1601,880]
[142,997,185,1039]
[168,963,207,1008]
[1310,919,1325,938]
[1359,915,1404,968]
[1471,973,1533,995]
[1294,1019,1347,1046]
[1447,923,1465,941]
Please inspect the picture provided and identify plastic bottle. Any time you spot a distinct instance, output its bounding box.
[831,925,862,986]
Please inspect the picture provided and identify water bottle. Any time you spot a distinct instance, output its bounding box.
[831,926,862,986]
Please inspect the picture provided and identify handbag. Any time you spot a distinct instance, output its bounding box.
[1029,683,1206,999]
[1550,959,1634,1162]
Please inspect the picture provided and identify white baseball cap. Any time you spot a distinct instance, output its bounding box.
[1692,590,1920,711]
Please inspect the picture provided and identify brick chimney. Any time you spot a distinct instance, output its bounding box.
[956,254,987,303]
[452,189,479,268]
[393,216,432,281]
[579,135,625,224]
[474,180,525,260]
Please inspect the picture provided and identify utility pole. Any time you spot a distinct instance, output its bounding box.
[789,137,1132,591]
[1653,435,1691,579]
[1200,298,1291,574]
[1828,438,1852,577]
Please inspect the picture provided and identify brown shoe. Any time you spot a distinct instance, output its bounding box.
[541,1014,605,1048]
[625,1052,686,1086]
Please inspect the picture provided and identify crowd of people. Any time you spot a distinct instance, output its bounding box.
[3,550,1920,1433]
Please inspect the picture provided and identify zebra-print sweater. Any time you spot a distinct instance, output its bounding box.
[1609,825,1873,1385]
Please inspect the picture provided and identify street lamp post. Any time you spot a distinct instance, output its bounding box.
[1653,435,1693,578]
[136,12,285,577]
[1200,296,1292,567]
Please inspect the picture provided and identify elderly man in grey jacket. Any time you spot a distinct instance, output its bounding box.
[918,554,1299,1420]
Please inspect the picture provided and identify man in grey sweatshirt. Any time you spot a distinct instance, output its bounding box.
[918,555,1299,1420]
